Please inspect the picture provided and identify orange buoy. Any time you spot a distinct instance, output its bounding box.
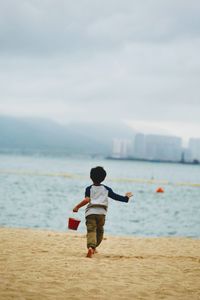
[156,187,164,193]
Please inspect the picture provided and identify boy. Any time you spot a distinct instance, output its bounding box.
[73,166,133,258]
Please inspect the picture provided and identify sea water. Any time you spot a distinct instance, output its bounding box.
[0,153,200,237]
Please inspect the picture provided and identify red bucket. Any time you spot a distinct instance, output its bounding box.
[68,217,81,230]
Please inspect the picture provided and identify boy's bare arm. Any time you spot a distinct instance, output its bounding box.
[73,197,90,212]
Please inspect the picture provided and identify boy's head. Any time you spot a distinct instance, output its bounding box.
[90,166,106,184]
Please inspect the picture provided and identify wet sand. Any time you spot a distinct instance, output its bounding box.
[0,227,200,300]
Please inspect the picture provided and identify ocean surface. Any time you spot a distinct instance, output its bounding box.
[0,153,200,238]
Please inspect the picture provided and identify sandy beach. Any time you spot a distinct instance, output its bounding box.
[0,227,200,300]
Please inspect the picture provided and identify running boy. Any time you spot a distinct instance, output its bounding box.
[73,166,133,258]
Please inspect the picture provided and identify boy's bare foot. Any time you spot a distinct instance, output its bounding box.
[86,247,94,258]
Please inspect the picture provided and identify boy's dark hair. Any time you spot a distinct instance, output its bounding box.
[90,166,106,184]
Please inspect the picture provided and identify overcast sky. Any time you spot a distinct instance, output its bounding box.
[0,0,200,142]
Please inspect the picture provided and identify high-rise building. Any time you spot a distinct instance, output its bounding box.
[133,133,182,162]
[188,138,200,162]
[112,138,132,158]
[182,148,192,162]
[133,133,145,159]
[145,134,182,161]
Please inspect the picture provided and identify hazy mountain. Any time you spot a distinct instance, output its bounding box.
[0,115,135,155]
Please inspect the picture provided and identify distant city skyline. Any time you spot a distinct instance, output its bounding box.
[111,133,200,163]
[0,114,200,161]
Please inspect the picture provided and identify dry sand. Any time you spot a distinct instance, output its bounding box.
[0,227,200,300]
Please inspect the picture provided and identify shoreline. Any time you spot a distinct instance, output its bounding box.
[1,224,200,239]
[107,156,200,165]
[1,227,200,300]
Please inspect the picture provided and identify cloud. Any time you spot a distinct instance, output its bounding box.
[1,0,200,55]
[0,0,200,139]
[125,120,200,143]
